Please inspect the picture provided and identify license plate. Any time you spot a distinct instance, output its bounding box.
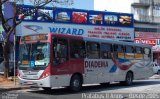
[27,81,33,85]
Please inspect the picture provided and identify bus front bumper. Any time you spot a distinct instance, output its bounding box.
[18,76,51,88]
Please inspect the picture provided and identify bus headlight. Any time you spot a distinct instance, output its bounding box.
[39,66,51,79]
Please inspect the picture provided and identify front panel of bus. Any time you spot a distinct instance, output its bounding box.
[18,34,52,87]
[18,34,84,88]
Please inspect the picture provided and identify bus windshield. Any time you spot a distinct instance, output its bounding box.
[18,42,50,68]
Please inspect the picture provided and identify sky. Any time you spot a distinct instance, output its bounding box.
[23,0,94,10]
[22,0,131,13]
[94,0,132,13]
[69,0,94,10]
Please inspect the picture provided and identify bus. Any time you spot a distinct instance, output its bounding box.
[18,33,153,91]
[16,5,153,91]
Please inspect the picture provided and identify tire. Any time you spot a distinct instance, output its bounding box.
[70,75,82,92]
[121,72,133,86]
[42,87,52,91]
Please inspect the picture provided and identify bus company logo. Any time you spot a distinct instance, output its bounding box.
[85,60,108,68]
[24,25,43,33]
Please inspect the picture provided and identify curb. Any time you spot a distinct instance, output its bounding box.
[149,75,160,79]
[0,86,30,92]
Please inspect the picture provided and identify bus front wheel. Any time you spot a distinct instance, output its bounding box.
[70,75,82,92]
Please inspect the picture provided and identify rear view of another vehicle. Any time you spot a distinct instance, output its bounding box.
[153,62,160,75]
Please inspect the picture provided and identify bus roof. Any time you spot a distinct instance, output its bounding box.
[84,37,151,48]
[49,33,151,48]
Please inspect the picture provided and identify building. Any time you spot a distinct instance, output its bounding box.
[131,0,160,64]
[131,0,160,23]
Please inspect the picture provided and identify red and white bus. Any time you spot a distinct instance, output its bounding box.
[16,5,153,91]
[18,33,153,91]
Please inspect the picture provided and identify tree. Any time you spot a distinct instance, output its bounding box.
[0,0,73,78]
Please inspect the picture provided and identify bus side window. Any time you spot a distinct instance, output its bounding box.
[144,48,151,60]
[101,43,112,59]
[114,44,124,58]
[70,40,86,58]
[125,46,134,59]
[53,38,68,65]
[87,42,100,59]
[135,47,143,59]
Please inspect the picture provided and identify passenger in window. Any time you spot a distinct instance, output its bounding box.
[122,46,125,52]
[74,53,79,58]
[103,52,108,59]
[73,50,80,58]
[107,52,111,58]
[53,40,68,65]
[53,44,60,65]
[80,50,86,58]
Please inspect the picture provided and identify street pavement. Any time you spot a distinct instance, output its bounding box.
[0,75,160,99]
[0,76,29,92]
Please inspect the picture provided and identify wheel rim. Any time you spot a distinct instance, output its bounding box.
[73,79,80,88]
[127,73,132,84]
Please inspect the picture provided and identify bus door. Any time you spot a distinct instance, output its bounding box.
[134,46,144,78]
[52,37,70,74]
[84,42,100,84]
[69,39,85,75]
[111,44,126,81]
[100,43,113,83]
